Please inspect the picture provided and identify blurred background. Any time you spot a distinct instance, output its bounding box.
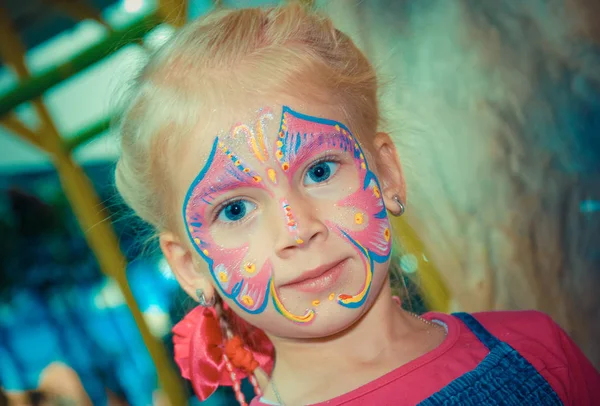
[0,0,598,404]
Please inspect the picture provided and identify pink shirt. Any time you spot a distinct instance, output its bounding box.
[251,311,600,405]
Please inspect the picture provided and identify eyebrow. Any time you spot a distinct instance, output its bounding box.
[185,138,264,208]
[282,129,356,168]
[191,169,256,205]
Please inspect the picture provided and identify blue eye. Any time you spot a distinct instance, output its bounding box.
[217,200,256,223]
[304,161,339,185]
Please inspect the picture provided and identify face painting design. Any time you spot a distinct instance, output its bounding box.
[281,199,303,244]
[183,106,391,322]
[182,109,274,314]
[269,107,392,317]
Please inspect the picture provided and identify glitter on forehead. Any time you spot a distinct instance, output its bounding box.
[274,106,367,182]
[231,107,273,163]
[218,141,262,182]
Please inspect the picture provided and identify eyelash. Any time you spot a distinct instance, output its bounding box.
[212,197,246,224]
[210,155,343,225]
[304,154,342,182]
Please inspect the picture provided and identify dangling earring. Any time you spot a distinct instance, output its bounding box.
[196,289,215,307]
[391,194,405,217]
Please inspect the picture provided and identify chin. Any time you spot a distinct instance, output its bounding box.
[264,302,371,339]
[231,262,390,339]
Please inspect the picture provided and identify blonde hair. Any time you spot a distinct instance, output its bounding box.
[114,2,380,232]
[114,6,410,402]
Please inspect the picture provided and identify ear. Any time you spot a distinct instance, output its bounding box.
[372,132,407,212]
[159,231,215,302]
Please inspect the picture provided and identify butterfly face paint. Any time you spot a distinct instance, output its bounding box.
[183,106,391,322]
[183,109,275,314]
[270,107,392,315]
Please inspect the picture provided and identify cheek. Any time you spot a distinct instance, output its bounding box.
[329,170,392,262]
[190,220,273,314]
[370,259,392,291]
[210,222,258,248]
[328,196,371,230]
[309,165,360,201]
[328,180,378,228]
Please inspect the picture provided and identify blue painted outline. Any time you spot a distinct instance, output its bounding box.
[338,230,375,309]
[280,107,394,308]
[182,107,392,317]
[182,136,270,315]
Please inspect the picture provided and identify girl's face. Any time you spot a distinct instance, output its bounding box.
[167,99,398,338]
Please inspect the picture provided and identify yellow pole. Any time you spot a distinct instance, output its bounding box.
[158,0,188,27]
[49,147,188,406]
[0,9,187,406]
[390,216,451,312]
[42,0,111,30]
[0,112,50,152]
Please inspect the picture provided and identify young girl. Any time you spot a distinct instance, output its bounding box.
[114,3,600,405]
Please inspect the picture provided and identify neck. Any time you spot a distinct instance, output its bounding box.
[265,282,420,402]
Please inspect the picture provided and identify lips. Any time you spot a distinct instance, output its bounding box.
[280,258,348,293]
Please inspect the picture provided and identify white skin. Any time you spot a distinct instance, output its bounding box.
[160,94,446,405]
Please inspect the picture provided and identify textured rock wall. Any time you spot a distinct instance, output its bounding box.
[320,0,600,366]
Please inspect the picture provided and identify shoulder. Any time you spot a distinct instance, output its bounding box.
[472,310,566,361]
[429,310,562,347]
[468,310,568,367]
[467,310,600,405]
[427,310,568,370]
[471,309,559,339]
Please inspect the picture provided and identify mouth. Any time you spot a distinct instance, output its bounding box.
[280,258,349,293]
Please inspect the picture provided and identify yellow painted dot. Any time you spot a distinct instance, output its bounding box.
[243,168,250,173]
[218,271,228,283]
[276,150,283,160]
[279,131,284,139]
[228,153,234,158]
[328,293,335,301]
[281,125,287,131]
[234,160,241,166]
[335,124,341,131]
[202,249,209,256]
[194,238,200,244]
[253,176,262,182]
[241,295,254,306]
[282,162,290,171]
[359,153,364,159]
[276,140,283,148]
[268,168,277,184]
[296,238,304,244]
[361,162,366,170]
[312,300,320,307]
[342,129,347,135]
[244,263,256,273]
[354,212,364,225]
[373,185,381,198]
[384,228,391,242]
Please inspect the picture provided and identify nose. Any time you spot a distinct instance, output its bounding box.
[274,195,328,259]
